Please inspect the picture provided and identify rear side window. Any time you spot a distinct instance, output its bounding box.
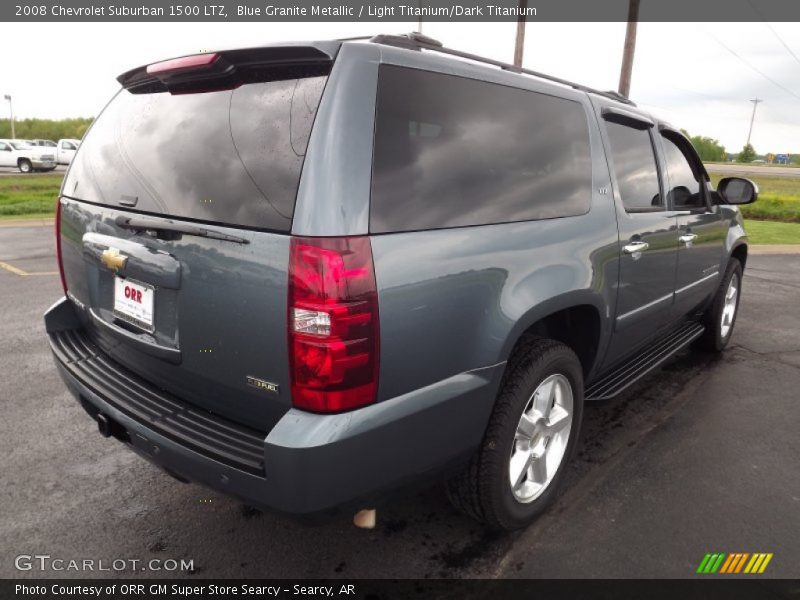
[605,122,662,212]
[63,75,327,231]
[370,66,592,233]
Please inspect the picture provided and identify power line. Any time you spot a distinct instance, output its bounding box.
[746,0,800,68]
[707,31,800,103]
[762,22,800,67]
[636,99,800,129]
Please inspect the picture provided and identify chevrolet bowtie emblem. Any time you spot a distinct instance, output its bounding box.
[100,247,127,272]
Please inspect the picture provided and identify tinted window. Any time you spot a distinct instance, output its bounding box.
[370,66,592,233]
[605,122,662,211]
[63,75,327,231]
[662,136,703,208]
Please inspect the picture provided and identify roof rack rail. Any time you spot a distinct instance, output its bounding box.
[368,32,636,107]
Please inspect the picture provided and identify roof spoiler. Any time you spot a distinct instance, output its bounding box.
[117,42,341,94]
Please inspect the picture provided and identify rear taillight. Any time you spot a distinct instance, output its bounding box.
[55,197,67,296]
[288,236,379,413]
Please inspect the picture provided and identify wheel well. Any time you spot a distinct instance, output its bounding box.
[17,157,31,165]
[731,244,748,270]
[509,305,601,378]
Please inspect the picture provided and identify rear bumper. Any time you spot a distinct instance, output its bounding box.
[45,297,502,517]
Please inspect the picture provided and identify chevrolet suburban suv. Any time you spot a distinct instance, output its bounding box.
[44,34,757,530]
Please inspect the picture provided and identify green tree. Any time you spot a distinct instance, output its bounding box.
[736,144,757,163]
[0,117,94,141]
[687,134,727,162]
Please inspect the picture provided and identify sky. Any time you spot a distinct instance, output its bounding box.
[2,21,800,153]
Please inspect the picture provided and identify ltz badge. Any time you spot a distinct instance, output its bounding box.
[246,376,279,395]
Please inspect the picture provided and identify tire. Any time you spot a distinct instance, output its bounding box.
[446,338,584,530]
[696,258,743,352]
[18,159,32,174]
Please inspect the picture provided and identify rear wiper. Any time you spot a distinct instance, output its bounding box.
[115,216,249,244]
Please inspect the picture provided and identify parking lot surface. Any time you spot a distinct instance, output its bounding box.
[1,225,798,579]
[0,165,67,177]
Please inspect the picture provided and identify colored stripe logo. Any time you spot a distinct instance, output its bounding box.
[696,552,773,574]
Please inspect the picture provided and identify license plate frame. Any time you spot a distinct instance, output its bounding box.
[113,276,155,333]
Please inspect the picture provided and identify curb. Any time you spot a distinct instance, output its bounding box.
[0,218,55,228]
[749,244,800,255]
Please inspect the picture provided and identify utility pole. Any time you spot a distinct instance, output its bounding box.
[3,95,14,139]
[746,98,762,147]
[513,0,528,68]
[618,0,640,98]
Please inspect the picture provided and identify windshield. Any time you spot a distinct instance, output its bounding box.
[10,142,32,150]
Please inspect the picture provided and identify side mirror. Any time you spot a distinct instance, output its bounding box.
[717,177,758,205]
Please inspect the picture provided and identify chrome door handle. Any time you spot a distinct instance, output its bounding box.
[679,233,698,244]
[623,241,649,254]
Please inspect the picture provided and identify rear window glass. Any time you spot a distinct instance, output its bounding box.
[63,75,327,231]
[370,66,592,233]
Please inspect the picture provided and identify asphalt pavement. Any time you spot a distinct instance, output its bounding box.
[0,224,798,579]
[0,165,67,177]
[500,255,800,577]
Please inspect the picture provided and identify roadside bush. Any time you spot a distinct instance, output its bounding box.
[740,194,800,223]
[0,117,93,141]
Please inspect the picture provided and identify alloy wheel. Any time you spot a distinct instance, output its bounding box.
[509,373,574,503]
[720,273,739,339]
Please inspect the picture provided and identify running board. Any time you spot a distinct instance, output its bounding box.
[585,321,705,401]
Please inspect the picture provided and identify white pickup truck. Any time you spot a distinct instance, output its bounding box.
[55,139,80,165]
[29,138,81,165]
[0,139,57,173]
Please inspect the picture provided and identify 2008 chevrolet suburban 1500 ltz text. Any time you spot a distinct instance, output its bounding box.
[45,33,757,530]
